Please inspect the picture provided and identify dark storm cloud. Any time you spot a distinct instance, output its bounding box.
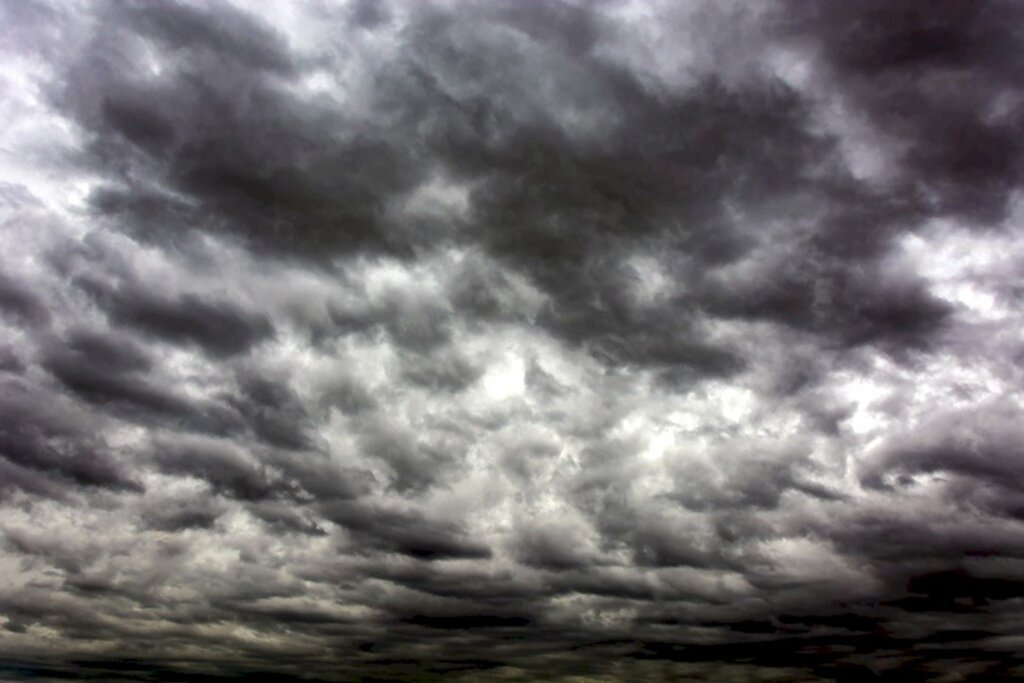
[511,521,598,571]
[698,254,954,353]
[40,335,246,436]
[153,436,273,501]
[64,0,422,260]
[63,0,965,377]
[61,327,154,374]
[323,501,492,560]
[0,269,51,328]
[355,418,457,492]
[3,0,1024,681]
[139,494,225,532]
[228,369,314,450]
[388,8,955,362]
[671,440,842,512]
[81,280,274,358]
[784,0,1024,225]
[116,0,297,74]
[0,378,141,494]
[246,500,327,536]
[861,400,1024,519]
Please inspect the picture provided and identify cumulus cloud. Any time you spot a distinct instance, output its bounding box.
[1,0,1023,680]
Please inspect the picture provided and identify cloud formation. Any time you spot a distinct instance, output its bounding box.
[1,0,1024,680]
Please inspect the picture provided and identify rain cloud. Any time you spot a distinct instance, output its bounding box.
[1,0,1024,680]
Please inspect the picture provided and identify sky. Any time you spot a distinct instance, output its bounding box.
[1,1,1023,681]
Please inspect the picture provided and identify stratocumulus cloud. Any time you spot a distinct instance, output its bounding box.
[1,1,1024,680]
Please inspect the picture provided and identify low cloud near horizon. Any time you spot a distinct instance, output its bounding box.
[2,1,1024,680]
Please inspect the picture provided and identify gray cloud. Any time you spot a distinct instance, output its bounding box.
[1,0,1023,680]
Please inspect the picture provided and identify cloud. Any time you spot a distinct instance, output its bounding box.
[80,279,275,358]
[0,378,142,494]
[1,0,1023,680]
[323,500,492,560]
[0,269,51,328]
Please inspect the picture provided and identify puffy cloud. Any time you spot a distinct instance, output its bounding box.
[1,0,1023,680]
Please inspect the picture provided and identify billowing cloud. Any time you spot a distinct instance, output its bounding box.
[1,0,1023,680]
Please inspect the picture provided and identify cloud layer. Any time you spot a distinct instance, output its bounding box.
[2,1,1024,680]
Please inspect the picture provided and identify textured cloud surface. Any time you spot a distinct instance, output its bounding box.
[2,1,1024,680]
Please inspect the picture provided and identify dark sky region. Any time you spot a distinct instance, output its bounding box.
[1,1,1023,681]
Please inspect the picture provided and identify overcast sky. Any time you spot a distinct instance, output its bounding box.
[1,1,1024,681]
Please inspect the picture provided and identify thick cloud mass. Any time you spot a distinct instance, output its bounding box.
[2,1,1024,680]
